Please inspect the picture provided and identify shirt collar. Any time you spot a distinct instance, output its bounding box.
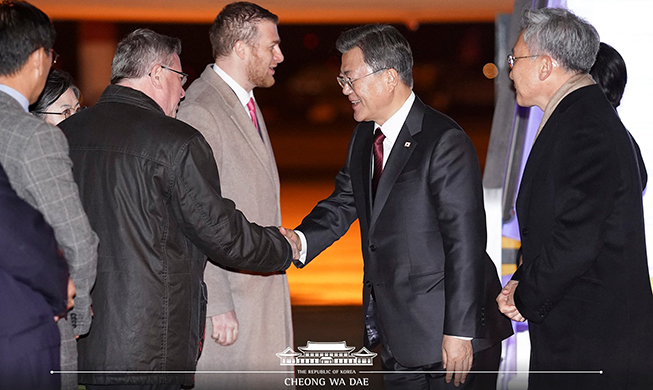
[212,63,254,108]
[374,91,415,146]
[0,84,30,112]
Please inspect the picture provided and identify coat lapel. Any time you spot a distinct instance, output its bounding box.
[354,122,374,224]
[369,98,423,230]
[517,113,558,226]
[203,67,280,194]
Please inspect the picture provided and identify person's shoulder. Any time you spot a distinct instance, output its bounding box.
[183,76,211,100]
[182,67,226,103]
[557,85,622,132]
[418,101,465,138]
[182,78,231,114]
[558,84,609,115]
[0,105,60,139]
[157,115,203,142]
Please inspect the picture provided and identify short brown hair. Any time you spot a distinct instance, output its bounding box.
[209,2,278,59]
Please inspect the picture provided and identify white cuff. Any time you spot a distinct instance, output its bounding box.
[447,335,473,341]
[295,230,308,264]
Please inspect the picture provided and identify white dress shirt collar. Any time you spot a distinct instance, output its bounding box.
[374,91,415,167]
[212,63,254,109]
[0,84,30,112]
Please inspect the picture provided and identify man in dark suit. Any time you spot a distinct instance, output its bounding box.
[497,8,653,389]
[282,24,512,389]
[0,162,69,390]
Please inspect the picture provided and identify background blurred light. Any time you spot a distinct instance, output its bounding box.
[483,62,498,79]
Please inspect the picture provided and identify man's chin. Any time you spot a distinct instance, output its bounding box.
[353,112,367,123]
[515,95,531,109]
[260,77,275,88]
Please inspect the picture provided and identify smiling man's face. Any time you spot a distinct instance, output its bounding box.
[339,47,393,124]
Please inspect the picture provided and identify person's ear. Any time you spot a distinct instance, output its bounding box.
[149,64,164,89]
[538,55,556,81]
[30,48,49,78]
[385,68,399,92]
[234,41,248,61]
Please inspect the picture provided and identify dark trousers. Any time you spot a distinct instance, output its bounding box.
[381,341,502,390]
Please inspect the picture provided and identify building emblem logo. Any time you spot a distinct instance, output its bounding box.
[276,341,377,366]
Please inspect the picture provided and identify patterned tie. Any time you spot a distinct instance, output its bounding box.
[372,127,385,199]
[246,97,262,140]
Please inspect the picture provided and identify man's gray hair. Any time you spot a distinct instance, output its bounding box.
[336,24,413,88]
[111,28,182,84]
[521,8,599,73]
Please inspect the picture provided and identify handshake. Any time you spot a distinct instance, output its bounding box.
[279,227,302,261]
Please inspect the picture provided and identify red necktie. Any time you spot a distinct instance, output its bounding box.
[372,127,385,198]
[246,97,262,139]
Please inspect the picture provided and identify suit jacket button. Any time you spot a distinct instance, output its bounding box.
[370,245,377,252]
[365,281,372,288]
[521,228,528,236]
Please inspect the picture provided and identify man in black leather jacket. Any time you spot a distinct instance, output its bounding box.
[59,29,295,390]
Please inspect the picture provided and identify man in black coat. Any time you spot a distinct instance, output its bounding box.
[0,162,69,390]
[60,29,295,390]
[497,8,653,390]
[282,24,512,390]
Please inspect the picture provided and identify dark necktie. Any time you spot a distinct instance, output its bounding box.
[372,127,385,199]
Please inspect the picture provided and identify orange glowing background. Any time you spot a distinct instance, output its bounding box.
[281,181,364,306]
[32,0,513,24]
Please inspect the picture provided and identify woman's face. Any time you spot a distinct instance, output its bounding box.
[43,87,80,126]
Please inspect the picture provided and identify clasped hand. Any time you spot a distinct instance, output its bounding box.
[279,227,301,260]
[496,280,525,322]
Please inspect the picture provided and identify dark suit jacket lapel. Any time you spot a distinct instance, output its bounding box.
[351,122,374,225]
[369,98,423,230]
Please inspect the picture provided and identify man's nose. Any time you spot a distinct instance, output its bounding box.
[275,47,284,63]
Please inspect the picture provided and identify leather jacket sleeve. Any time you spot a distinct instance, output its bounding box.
[170,135,292,272]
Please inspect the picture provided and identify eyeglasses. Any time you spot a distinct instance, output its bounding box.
[33,105,84,119]
[507,54,540,69]
[160,65,188,87]
[50,49,59,64]
[337,68,388,90]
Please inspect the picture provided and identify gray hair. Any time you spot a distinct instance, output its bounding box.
[111,28,182,84]
[336,24,413,88]
[521,8,599,73]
